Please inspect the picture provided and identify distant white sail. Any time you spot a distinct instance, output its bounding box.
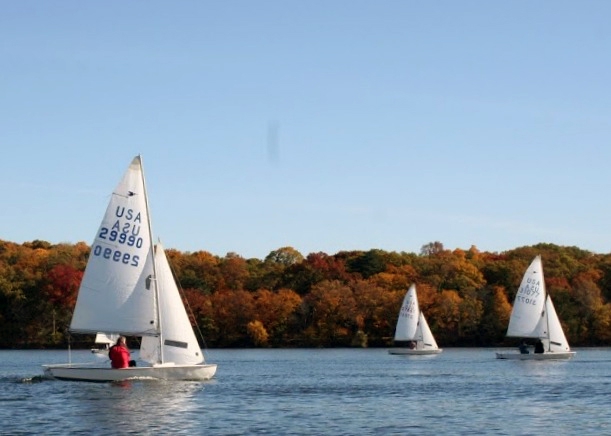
[390,284,441,355]
[419,312,439,350]
[94,333,119,345]
[506,256,547,339]
[545,295,571,352]
[394,284,419,341]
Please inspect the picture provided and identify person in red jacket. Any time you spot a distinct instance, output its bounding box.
[109,336,132,369]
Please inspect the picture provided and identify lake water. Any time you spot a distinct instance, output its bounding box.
[1,348,610,435]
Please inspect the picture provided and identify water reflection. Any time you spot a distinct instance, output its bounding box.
[79,381,206,434]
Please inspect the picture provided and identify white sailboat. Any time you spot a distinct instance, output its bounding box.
[496,255,575,360]
[43,156,217,381]
[90,332,119,355]
[388,284,442,355]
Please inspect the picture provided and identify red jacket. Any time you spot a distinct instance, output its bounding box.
[109,344,130,369]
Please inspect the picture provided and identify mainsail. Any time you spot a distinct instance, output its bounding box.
[70,156,158,336]
[506,256,547,339]
[394,284,419,341]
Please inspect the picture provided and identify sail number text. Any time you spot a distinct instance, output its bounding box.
[93,223,144,267]
[99,227,144,248]
[91,206,145,267]
[516,277,540,305]
[400,301,416,318]
[92,244,140,266]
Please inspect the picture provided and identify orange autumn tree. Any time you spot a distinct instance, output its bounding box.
[302,280,357,346]
[45,265,82,310]
[351,279,396,346]
[480,286,512,343]
[207,289,256,346]
[251,288,302,346]
[429,290,462,345]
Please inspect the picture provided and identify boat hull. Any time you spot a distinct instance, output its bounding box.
[388,348,442,355]
[495,351,575,360]
[43,363,217,382]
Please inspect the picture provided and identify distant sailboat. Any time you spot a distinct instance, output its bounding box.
[496,255,575,360]
[44,156,217,381]
[91,333,119,355]
[389,284,442,355]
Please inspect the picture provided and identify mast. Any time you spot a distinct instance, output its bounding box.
[541,259,551,352]
[139,155,164,364]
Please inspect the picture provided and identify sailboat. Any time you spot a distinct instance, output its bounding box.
[90,332,119,355]
[388,284,442,355]
[496,255,575,360]
[43,156,217,381]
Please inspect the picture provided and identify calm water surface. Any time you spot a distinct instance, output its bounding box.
[1,348,610,435]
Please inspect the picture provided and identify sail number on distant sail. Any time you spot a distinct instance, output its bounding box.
[92,206,143,267]
[515,277,540,305]
[400,300,416,319]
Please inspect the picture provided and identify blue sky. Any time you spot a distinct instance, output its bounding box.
[2,1,610,259]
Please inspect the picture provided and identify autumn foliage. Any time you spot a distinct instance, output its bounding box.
[1,240,611,349]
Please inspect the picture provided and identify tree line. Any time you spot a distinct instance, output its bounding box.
[1,238,610,349]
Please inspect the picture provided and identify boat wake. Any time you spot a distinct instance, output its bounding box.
[0,374,49,384]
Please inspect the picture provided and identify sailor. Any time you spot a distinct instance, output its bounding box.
[108,336,135,368]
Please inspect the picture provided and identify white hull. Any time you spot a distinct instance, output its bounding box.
[495,351,575,360]
[388,348,442,355]
[43,363,217,382]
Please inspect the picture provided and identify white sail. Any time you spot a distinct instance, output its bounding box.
[393,284,419,341]
[545,295,571,352]
[70,156,157,336]
[140,243,205,366]
[94,333,119,345]
[506,255,547,339]
[418,312,439,350]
